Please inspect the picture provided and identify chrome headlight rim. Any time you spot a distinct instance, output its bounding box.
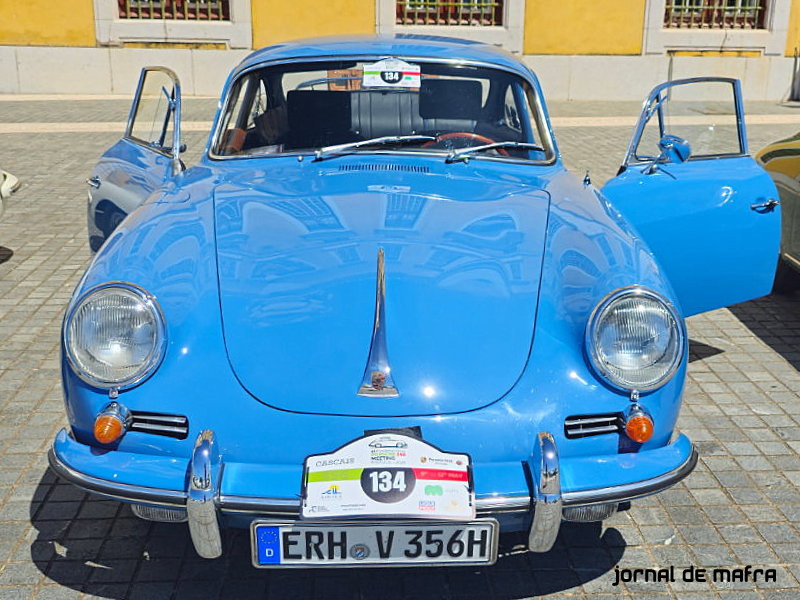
[63,281,167,390]
[586,286,685,393]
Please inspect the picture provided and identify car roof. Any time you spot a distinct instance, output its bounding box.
[234,34,532,77]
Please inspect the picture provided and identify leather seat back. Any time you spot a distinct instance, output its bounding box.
[287,79,485,145]
[350,79,483,139]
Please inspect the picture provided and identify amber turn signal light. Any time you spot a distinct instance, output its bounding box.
[93,402,130,444]
[625,411,654,444]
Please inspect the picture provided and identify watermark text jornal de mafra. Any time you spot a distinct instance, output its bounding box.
[613,565,777,586]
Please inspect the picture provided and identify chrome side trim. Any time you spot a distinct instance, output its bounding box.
[528,432,562,553]
[357,248,399,398]
[783,252,800,270]
[186,430,223,559]
[562,446,698,507]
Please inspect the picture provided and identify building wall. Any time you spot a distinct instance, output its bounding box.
[786,0,800,56]
[0,0,95,47]
[252,0,375,49]
[524,0,645,55]
[0,0,799,100]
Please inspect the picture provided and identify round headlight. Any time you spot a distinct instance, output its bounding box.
[64,283,166,389]
[587,287,684,392]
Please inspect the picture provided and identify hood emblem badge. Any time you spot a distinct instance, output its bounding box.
[357,248,399,398]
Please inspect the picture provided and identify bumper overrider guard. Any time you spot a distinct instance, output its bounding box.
[48,429,699,560]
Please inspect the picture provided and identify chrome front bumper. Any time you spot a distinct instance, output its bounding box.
[48,429,698,559]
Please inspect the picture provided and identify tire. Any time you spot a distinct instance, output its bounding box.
[106,208,126,235]
[772,256,800,294]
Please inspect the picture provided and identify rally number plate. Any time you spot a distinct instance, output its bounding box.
[251,520,498,568]
[302,433,474,520]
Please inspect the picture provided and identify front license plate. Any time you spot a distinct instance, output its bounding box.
[251,520,498,568]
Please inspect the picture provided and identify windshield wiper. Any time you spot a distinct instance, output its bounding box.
[313,135,436,161]
[446,141,545,163]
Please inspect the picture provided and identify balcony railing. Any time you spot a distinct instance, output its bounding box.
[396,1,504,26]
[118,0,230,20]
[663,0,767,29]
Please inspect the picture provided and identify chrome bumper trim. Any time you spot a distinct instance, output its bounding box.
[528,431,562,553]
[218,493,531,515]
[47,446,186,506]
[561,447,698,507]
[49,435,697,522]
[186,430,223,559]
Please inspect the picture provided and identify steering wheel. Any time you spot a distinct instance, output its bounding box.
[422,132,509,156]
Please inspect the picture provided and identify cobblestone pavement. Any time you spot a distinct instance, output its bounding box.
[0,97,799,600]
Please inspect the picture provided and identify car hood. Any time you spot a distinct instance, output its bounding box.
[213,160,550,416]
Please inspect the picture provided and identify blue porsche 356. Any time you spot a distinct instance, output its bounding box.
[51,35,780,567]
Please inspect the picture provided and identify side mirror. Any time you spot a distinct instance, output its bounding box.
[644,135,691,175]
[658,135,691,164]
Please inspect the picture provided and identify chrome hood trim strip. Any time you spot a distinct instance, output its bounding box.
[357,248,399,398]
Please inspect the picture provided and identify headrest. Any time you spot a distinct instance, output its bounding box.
[419,79,483,120]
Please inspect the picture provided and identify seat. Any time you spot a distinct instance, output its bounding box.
[285,79,486,146]
[350,79,484,139]
[285,90,355,150]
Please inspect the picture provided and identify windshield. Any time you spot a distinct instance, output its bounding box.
[212,59,554,162]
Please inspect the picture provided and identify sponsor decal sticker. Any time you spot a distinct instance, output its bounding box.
[362,59,421,88]
[302,433,474,519]
[424,484,444,496]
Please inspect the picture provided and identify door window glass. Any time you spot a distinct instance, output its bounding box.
[632,79,742,163]
[129,70,176,150]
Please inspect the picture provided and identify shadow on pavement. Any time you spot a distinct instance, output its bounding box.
[688,339,724,363]
[0,246,13,264]
[728,291,800,371]
[30,468,626,599]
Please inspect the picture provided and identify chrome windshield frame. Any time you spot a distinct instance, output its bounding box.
[206,54,558,166]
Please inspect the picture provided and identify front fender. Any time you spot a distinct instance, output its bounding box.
[506,171,687,460]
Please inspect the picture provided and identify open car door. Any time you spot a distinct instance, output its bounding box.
[602,77,780,317]
[87,67,182,251]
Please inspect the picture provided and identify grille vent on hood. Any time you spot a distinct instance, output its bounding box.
[338,164,430,174]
